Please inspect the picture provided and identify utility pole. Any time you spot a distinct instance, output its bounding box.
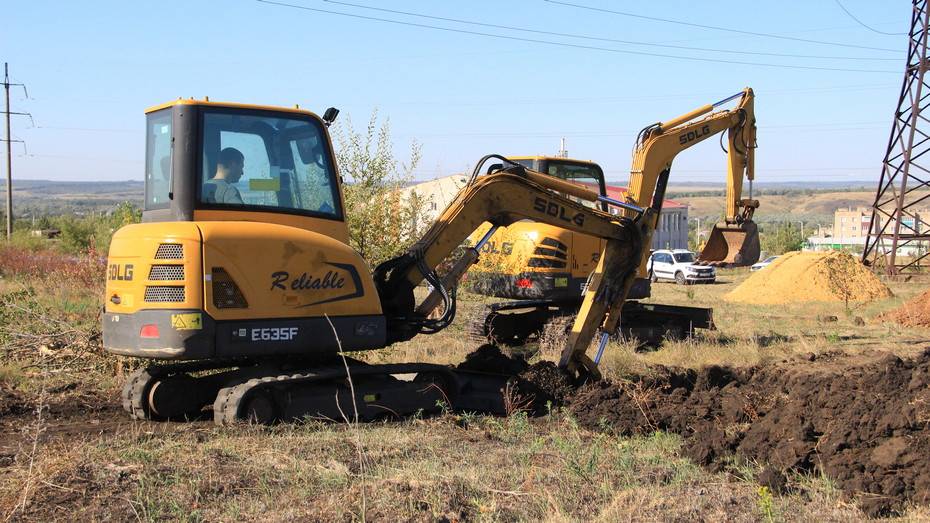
[2,63,30,240]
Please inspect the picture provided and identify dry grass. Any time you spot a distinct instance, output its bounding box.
[4,260,930,520]
[0,411,883,522]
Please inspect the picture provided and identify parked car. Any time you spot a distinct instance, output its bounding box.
[750,255,779,272]
[647,249,716,284]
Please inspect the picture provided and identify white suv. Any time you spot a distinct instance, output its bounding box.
[647,249,716,285]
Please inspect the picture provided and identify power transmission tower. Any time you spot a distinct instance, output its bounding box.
[863,1,930,274]
[2,63,30,240]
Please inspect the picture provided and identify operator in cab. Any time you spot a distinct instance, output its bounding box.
[203,147,245,204]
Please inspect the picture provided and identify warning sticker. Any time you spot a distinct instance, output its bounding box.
[249,178,281,191]
[555,277,568,288]
[171,313,203,330]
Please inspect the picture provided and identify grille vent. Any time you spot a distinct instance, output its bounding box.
[540,237,568,252]
[527,258,567,269]
[144,286,186,302]
[533,247,567,260]
[148,264,184,281]
[212,268,248,309]
[154,243,184,260]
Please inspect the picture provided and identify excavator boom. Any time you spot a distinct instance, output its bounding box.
[626,88,760,268]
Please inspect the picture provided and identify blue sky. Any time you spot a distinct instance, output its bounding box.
[2,1,911,183]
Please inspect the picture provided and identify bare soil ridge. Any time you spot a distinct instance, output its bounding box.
[567,349,930,517]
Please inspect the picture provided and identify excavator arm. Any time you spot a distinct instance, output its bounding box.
[625,88,759,268]
[373,157,656,376]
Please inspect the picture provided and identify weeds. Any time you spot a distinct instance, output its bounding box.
[757,485,776,522]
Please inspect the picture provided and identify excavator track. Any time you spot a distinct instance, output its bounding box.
[474,300,715,348]
[212,363,462,426]
[121,361,223,421]
[211,362,521,425]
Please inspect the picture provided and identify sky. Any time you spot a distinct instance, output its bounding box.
[1,1,914,184]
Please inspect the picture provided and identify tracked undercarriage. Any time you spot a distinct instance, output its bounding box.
[123,358,513,425]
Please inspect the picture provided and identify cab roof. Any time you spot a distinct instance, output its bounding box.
[507,155,597,165]
[145,98,321,118]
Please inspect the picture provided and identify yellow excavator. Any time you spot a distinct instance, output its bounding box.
[465,155,713,345]
[103,89,754,424]
[467,90,759,344]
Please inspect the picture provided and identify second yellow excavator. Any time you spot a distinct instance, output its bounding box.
[466,89,760,344]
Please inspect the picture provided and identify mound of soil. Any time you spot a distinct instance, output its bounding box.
[725,251,891,305]
[456,344,528,375]
[568,351,930,517]
[881,286,930,327]
[456,345,575,413]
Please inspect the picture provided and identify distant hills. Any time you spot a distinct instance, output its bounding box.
[0,179,143,216]
[0,178,885,226]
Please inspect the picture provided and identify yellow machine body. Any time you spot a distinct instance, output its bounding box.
[466,156,609,300]
[103,99,387,360]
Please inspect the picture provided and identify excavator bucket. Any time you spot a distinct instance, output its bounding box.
[697,220,760,267]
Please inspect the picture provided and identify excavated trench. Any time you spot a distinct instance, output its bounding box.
[465,344,930,517]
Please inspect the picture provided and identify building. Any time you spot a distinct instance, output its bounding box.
[806,206,930,253]
[400,175,689,251]
[602,184,689,250]
[397,174,469,227]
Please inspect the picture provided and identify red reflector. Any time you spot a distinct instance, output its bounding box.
[516,278,533,289]
[140,324,160,339]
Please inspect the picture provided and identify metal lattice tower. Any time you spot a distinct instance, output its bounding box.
[863,0,930,274]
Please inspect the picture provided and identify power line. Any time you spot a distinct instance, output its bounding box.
[543,0,902,53]
[834,0,907,36]
[255,0,899,74]
[321,0,898,61]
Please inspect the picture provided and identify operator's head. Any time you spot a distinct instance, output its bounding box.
[216,147,244,182]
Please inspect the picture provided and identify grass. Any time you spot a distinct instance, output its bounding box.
[3,252,930,520]
[0,412,874,522]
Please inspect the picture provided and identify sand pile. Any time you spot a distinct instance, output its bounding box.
[725,251,892,305]
[880,286,930,327]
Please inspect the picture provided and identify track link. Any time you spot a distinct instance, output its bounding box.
[122,367,160,421]
[120,360,251,421]
[214,373,312,425]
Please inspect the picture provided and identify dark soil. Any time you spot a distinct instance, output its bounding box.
[0,384,30,418]
[0,385,130,454]
[566,349,930,517]
[457,344,575,413]
[456,344,529,375]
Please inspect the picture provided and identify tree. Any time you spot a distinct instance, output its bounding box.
[332,110,426,268]
[760,222,805,255]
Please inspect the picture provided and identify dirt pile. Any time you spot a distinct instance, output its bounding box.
[724,251,892,305]
[881,286,930,327]
[456,344,528,375]
[456,344,574,413]
[568,351,930,517]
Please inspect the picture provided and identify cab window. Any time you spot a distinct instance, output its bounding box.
[198,110,341,219]
[144,110,172,210]
[545,161,606,210]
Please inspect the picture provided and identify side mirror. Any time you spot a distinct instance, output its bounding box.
[322,107,339,127]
